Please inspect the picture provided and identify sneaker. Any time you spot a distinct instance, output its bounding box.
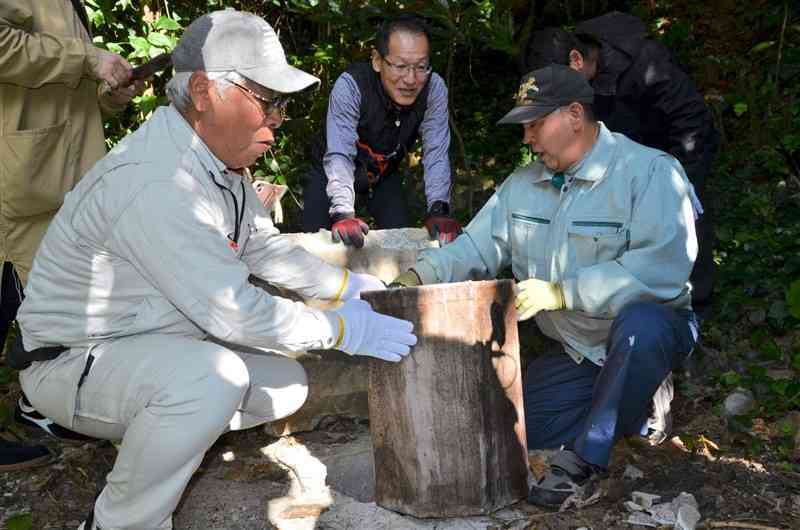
[641,374,674,447]
[642,410,672,446]
[527,450,606,508]
[0,437,53,472]
[15,394,96,444]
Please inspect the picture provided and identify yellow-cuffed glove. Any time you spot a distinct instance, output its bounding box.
[515,278,565,321]
[388,269,422,289]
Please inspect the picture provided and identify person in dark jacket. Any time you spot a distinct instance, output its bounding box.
[302,13,461,248]
[522,12,719,310]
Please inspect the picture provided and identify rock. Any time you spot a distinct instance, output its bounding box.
[648,502,676,525]
[742,350,761,361]
[747,308,766,325]
[624,500,644,512]
[787,412,800,461]
[625,512,658,527]
[790,494,800,516]
[676,505,701,530]
[631,491,661,509]
[623,464,644,481]
[281,227,438,287]
[723,387,756,417]
[766,368,795,380]
[673,492,699,512]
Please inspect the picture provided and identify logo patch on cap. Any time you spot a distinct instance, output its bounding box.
[516,76,540,105]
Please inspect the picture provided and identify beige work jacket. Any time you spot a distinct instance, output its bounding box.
[0,0,120,284]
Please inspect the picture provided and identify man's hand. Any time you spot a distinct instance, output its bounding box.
[424,201,461,245]
[88,48,133,90]
[388,270,422,289]
[515,278,565,321]
[331,214,369,248]
[342,271,386,300]
[103,79,147,107]
[328,299,417,362]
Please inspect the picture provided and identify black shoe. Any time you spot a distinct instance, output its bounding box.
[15,394,96,444]
[527,450,606,509]
[0,437,53,472]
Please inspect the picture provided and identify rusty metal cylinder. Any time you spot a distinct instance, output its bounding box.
[363,280,528,518]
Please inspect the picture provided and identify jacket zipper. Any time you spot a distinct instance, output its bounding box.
[572,220,623,229]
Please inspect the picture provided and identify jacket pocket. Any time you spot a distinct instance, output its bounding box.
[0,120,77,218]
[510,212,550,280]
[567,219,628,267]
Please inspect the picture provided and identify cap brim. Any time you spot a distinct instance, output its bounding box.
[239,63,320,94]
[496,104,556,125]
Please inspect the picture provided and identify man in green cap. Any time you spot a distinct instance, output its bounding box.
[392,64,700,508]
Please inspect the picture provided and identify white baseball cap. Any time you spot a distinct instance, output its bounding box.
[172,9,319,94]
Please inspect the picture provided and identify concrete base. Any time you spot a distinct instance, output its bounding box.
[265,351,370,436]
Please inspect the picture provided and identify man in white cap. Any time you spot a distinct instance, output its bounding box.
[12,10,416,529]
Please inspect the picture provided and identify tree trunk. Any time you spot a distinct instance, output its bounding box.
[363,280,528,518]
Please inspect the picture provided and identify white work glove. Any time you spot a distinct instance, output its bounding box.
[326,299,416,362]
[515,278,565,321]
[342,271,386,300]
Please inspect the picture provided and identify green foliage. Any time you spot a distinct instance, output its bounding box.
[787,279,800,319]
[4,513,32,530]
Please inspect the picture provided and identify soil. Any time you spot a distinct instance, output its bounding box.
[2,367,799,530]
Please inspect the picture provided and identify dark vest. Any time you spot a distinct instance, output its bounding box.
[311,62,431,192]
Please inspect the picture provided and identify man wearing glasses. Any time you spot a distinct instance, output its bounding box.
[303,13,461,248]
[12,10,416,529]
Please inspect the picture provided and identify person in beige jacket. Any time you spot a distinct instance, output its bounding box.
[0,0,140,463]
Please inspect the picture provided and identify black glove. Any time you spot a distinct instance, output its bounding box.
[331,213,370,248]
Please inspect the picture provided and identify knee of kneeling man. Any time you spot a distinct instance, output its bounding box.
[612,302,673,348]
[614,303,670,330]
[214,350,251,393]
[281,359,310,416]
[188,348,250,403]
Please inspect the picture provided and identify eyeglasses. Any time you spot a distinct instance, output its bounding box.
[381,57,432,78]
[231,82,291,120]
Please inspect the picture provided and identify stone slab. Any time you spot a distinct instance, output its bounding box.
[174,430,530,530]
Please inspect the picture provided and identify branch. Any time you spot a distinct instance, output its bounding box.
[705,522,782,530]
[775,1,789,91]
[445,32,474,217]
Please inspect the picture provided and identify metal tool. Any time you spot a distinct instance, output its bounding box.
[130,52,172,81]
[99,53,173,95]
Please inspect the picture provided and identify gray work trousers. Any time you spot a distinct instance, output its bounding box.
[20,333,309,529]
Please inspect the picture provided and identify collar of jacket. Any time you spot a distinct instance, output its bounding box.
[530,122,616,185]
[164,105,231,186]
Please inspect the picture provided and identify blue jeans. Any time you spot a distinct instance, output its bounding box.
[523,302,698,468]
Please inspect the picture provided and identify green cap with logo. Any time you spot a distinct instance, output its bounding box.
[497,64,594,125]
